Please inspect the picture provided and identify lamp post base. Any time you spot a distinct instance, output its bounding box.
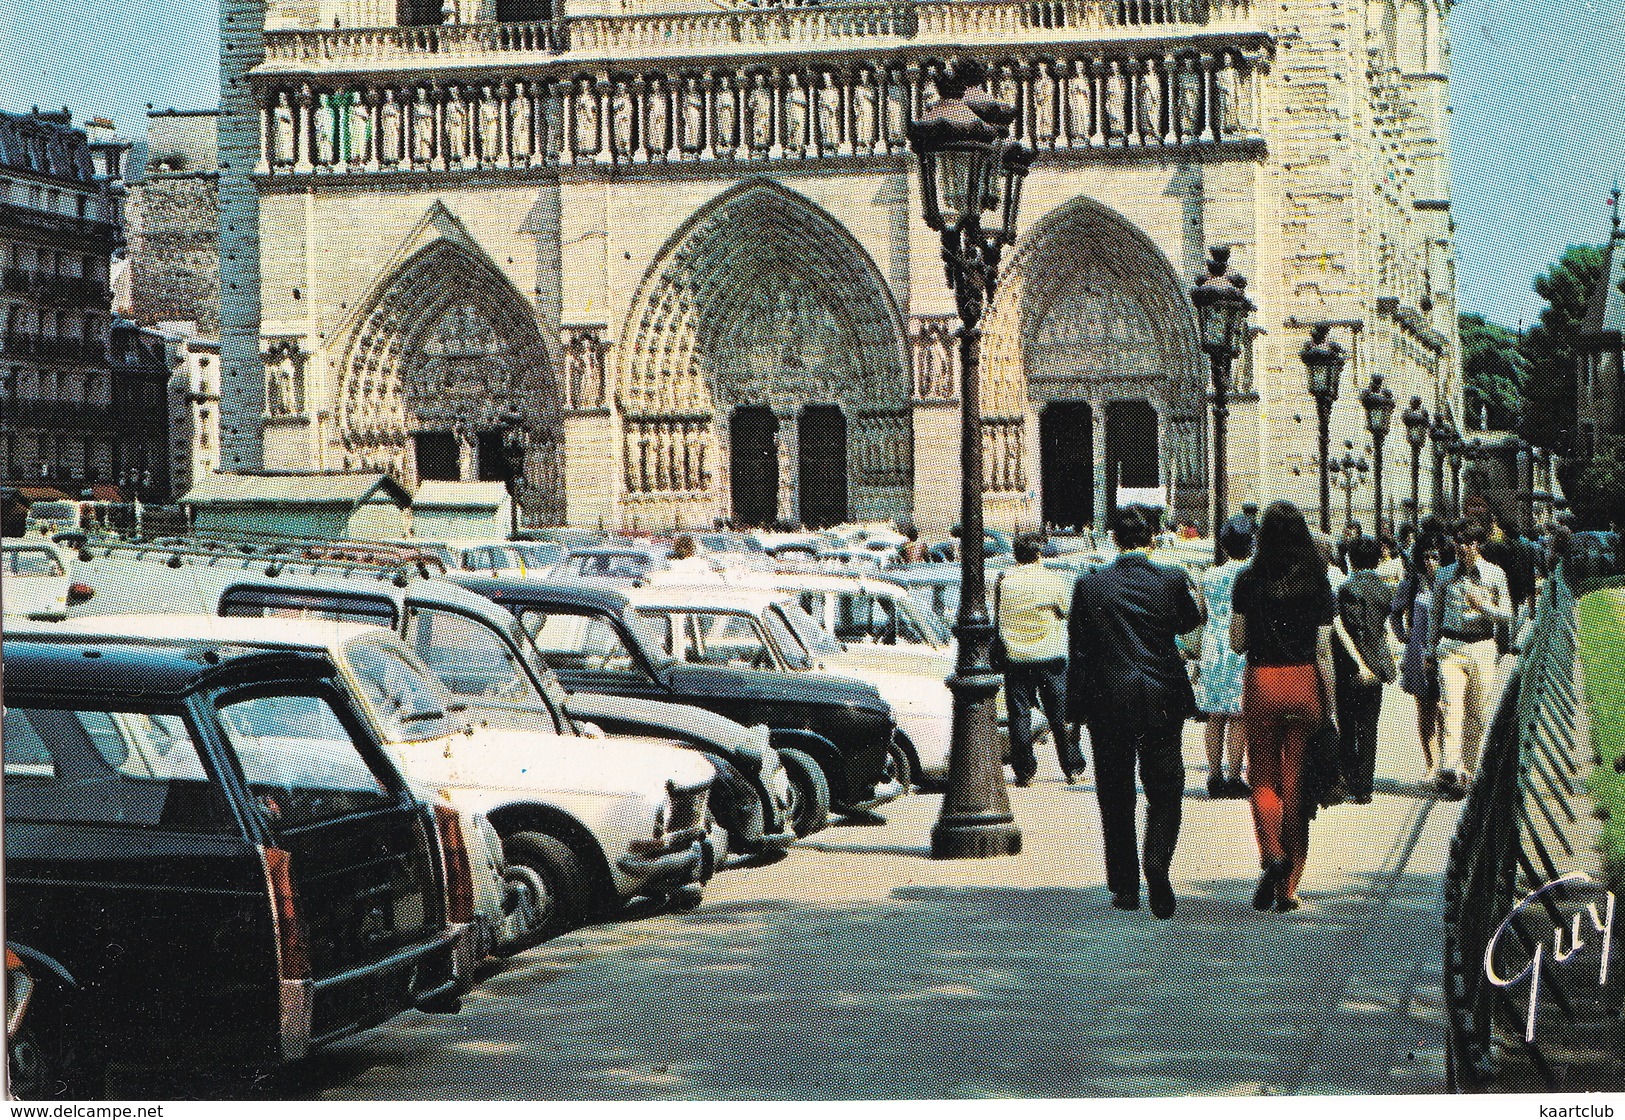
[930,660,1022,860]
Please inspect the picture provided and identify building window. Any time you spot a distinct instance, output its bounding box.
[496,0,551,20]
[398,0,444,25]
[199,410,211,448]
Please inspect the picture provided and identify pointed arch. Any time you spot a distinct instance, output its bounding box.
[616,179,912,524]
[335,224,564,524]
[982,194,1207,525]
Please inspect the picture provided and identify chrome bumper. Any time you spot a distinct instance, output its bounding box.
[616,828,716,889]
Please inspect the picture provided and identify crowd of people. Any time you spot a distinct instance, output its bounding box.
[993,499,1551,919]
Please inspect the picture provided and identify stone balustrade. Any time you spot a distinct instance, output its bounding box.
[259,0,1256,69]
[255,43,1267,175]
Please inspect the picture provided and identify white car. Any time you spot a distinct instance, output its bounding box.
[10,614,721,953]
[2,541,93,621]
[624,585,953,788]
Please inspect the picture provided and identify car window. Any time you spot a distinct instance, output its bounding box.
[666,609,781,670]
[216,693,394,828]
[512,542,562,569]
[405,606,542,702]
[6,548,65,577]
[517,606,659,683]
[342,639,455,743]
[219,587,398,628]
[3,706,232,832]
[778,599,843,659]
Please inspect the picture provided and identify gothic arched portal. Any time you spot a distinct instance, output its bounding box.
[617,180,911,527]
[983,196,1207,528]
[336,238,564,526]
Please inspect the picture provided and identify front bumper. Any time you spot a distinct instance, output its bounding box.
[843,774,907,812]
[616,826,717,892]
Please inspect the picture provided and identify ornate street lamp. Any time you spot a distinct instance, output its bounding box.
[1445,424,1464,519]
[1191,247,1254,562]
[909,58,1030,860]
[1401,395,1429,530]
[1329,441,1369,531]
[1301,323,1346,533]
[1359,374,1395,536]
[497,409,526,539]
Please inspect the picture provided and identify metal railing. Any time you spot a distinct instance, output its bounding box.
[1442,564,1597,1091]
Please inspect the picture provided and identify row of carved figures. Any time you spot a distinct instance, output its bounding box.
[984,419,1028,493]
[257,50,1261,173]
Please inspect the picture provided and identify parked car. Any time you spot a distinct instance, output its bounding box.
[2,634,479,1096]
[67,541,788,861]
[454,575,905,831]
[557,546,671,586]
[625,584,951,787]
[2,541,94,620]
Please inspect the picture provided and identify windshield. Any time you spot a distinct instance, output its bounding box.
[892,593,951,646]
[28,502,77,524]
[775,599,842,660]
[511,542,563,568]
[764,605,816,670]
[341,638,459,743]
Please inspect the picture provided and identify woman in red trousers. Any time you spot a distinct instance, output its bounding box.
[1229,501,1338,913]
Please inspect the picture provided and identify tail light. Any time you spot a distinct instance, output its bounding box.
[66,582,95,605]
[5,949,34,1041]
[260,846,310,980]
[433,804,475,925]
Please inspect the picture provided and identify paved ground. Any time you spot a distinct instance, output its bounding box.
[229,682,1463,1101]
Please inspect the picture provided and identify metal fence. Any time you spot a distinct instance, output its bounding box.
[1442,564,1596,1090]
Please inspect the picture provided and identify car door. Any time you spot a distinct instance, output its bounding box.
[400,603,567,734]
[210,685,443,1042]
[2,702,276,1063]
[515,605,670,700]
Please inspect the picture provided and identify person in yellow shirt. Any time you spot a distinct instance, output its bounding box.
[996,532,1085,785]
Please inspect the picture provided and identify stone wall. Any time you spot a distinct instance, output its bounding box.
[126,177,221,335]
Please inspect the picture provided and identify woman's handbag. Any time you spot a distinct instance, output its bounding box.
[1302,665,1344,816]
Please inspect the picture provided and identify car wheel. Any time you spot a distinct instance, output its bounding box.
[490,860,552,958]
[502,831,589,942]
[7,992,106,1101]
[886,737,916,794]
[777,747,831,838]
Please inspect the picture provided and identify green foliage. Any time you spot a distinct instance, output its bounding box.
[1458,312,1525,430]
[1516,244,1606,455]
[1575,590,1625,878]
[1570,439,1625,530]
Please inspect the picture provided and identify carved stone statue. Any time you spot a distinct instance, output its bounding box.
[574,78,599,155]
[509,83,532,159]
[784,73,809,153]
[714,75,737,152]
[273,91,296,165]
[445,85,469,162]
[645,76,669,157]
[1136,59,1162,143]
[1067,61,1092,146]
[350,91,372,163]
[1177,55,1202,139]
[816,71,841,151]
[267,347,302,417]
[478,85,500,161]
[315,93,338,164]
[411,87,435,163]
[884,71,907,147]
[612,80,634,156]
[380,88,402,163]
[747,73,773,150]
[1103,60,1125,141]
[1031,63,1056,143]
[681,77,704,151]
[1216,53,1242,135]
[852,70,877,149]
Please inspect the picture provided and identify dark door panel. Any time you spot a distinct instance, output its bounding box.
[730,406,778,528]
[1040,401,1093,531]
[798,405,847,529]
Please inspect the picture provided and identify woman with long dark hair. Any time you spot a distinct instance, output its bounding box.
[1230,501,1338,913]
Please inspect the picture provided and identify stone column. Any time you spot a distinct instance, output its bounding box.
[294,84,315,173]
[256,95,271,173]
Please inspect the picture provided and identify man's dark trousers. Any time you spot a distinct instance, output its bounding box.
[1087,716,1186,899]
[1334,654,1384,799]
[1005,657,1083,780]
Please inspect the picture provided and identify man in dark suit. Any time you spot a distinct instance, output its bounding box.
[1068,504,1204,919]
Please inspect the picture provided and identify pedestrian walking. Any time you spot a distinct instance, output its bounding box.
[1067,505,1203,919]
[1231,500,1337,914]
[996,532,1084,786]
[1391,539,1445,780]
[1427,519,1514,797]
[1332,536,1396,803]
[1197,515,1254,799]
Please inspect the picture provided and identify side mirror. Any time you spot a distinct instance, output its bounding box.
[66,582,95,606]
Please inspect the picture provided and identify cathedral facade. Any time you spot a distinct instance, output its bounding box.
[218,0,1462,534]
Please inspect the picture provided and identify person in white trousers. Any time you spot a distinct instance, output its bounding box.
[1426,520,1513,797]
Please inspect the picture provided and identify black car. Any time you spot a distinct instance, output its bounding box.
[452,576,905,826]
[2,637,475,1097]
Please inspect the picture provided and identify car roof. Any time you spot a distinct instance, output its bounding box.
[757,571,909,596]
[625,585,789,611]
[16,613,384,655]
[450,573,633,612]
[2,631,334,700]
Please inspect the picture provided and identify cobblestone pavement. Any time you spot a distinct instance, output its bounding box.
[138,684,1464,1099]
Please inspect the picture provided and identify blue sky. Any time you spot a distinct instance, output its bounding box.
[2,0,1621,328]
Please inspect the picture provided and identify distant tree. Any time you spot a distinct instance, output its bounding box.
[1570,440,1625,530]
[1516,244,1606,459]
[1458,312,1525,431]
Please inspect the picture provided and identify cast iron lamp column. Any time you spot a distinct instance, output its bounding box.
[1191,248,1254,562]
[1445,426,1464,518]
[1360,374,1395,536]
[498,409,526,539]
[1329,442,1369,531]
[1301,323,1347,534]
[909,60,1031,859]
[1402,396,1429,530]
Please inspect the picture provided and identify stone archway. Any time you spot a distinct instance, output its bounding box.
[336,238,564,526]
[617,180,911,528]
[983,196,1206,528]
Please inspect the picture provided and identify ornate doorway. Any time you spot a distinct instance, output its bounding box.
[729,406,778,528]
[1040,402,1093,530]
[414,431,460,482]
[1105,400,1160,507]
[798,405,848,528]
